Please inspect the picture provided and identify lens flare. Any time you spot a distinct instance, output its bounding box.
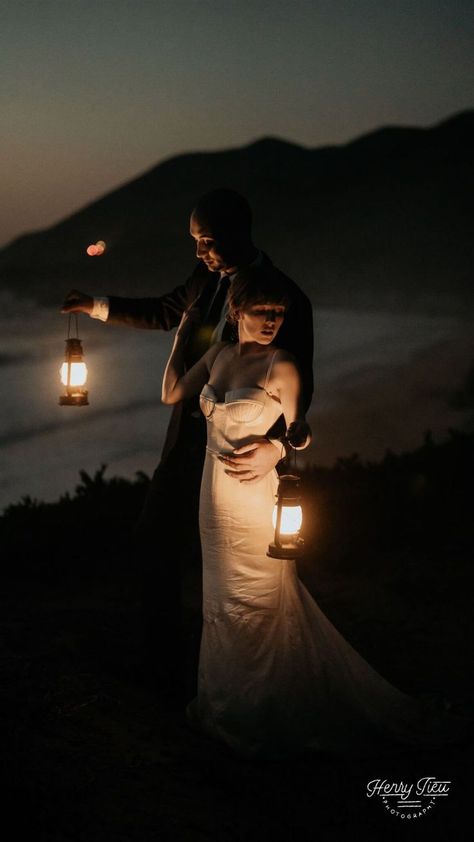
[86,240,106,256]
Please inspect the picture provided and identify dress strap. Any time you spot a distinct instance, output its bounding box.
[264,349,279,392]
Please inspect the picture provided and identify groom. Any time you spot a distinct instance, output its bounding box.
[61,188,314,701]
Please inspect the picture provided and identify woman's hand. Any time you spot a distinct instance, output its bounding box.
[61,289,93,314]
[176,305,201,340]
[286,420,311,450]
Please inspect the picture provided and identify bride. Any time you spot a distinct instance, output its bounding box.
[161,268,469,758]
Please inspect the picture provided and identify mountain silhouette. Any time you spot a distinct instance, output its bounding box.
[1,110,472,313]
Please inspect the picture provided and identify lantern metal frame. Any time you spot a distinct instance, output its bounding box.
[59,313,89,406]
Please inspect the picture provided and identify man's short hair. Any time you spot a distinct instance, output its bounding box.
[193,189,252,240]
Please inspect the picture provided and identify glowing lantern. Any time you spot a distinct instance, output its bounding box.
[267,474,304,559]
[59,315,89,406]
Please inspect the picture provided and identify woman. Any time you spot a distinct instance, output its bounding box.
[162,268,469,758]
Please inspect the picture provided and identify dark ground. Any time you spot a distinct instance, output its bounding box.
[1,433,473,840]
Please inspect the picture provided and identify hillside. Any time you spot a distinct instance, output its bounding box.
[1,110,473,314]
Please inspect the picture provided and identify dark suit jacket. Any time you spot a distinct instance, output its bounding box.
[106,253,314,463]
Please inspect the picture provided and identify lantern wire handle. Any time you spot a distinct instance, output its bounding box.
[284,428,298,471]
[66,313,80,340]
[287,435,297,473]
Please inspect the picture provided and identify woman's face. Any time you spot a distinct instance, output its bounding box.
[238,302,285,345]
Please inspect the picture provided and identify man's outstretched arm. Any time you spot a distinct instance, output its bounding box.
[61,264,207,331]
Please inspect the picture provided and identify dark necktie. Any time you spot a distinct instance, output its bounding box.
[203,273,231,334]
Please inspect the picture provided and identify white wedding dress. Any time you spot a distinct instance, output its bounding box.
[185,350,470,757]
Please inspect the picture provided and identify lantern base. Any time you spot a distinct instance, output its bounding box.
[267,539,305,560]
[59,394,89,406]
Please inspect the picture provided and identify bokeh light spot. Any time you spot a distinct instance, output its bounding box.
[86,240,106,256]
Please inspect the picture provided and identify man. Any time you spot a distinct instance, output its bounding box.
[61,188,314,701]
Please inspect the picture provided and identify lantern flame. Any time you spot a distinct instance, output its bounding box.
[272,504,302,536]
[60,361,88,387]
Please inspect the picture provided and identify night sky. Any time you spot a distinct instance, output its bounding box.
[2,0,473,247]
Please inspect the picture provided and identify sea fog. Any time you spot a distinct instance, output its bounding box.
[1,292,472,512]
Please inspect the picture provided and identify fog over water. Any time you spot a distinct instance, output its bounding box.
[1,293,472,511]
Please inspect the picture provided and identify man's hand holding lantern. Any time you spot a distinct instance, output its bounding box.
[286,420,312,450]
[61,289,94,315]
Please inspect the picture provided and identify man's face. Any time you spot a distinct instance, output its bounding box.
[189,212,235,273]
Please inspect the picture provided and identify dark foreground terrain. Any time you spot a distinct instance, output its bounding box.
[1,431,473,840]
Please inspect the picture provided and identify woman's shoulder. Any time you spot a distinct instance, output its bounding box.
[205,340,232,357]
[204,341,233,370]
[269,348,301,383]
[272,347,298,366]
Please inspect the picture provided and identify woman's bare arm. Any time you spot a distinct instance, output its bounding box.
[271,355,312,450]
[161,308,227,405]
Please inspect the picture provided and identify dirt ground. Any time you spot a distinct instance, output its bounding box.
[1,559,472,841]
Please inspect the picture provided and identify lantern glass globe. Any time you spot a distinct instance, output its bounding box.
[272,504,302,536]
[60,361,88,387]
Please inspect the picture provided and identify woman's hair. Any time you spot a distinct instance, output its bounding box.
[227,266,292,325]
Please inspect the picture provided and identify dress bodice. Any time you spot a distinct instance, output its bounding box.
[199,348,283,453]
[199,383,283,454]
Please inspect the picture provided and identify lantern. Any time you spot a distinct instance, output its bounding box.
[267,474,304,559]
[59,314,89,406]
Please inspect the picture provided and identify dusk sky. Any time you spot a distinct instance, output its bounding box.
[2,0,473,248]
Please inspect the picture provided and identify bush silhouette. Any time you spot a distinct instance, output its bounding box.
[1,429,472,585]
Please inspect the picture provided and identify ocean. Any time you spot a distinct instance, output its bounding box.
[1,292,472,511]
